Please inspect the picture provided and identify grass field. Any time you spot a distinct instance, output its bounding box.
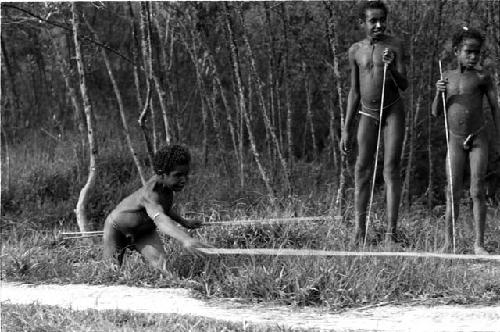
[1,303,291,332]
[1,130,500,329]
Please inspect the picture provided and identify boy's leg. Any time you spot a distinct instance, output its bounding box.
[382,100,405,241]
[354,115,379,244]
[441,135,465,252]
[469,132,489,254]
[134,231,169,271]
[103,217,128,266]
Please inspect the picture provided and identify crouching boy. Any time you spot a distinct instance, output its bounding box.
[103,144,211,269]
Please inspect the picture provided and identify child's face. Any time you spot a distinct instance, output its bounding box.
[456,38,481,69]
[362,9,387,39]
[161,164,190,191]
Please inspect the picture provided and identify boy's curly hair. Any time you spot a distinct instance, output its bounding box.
[358,1,388,20]
[153,145,191,175]
[452,27,484,49]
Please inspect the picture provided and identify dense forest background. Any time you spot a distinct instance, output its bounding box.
[1,1,499,231]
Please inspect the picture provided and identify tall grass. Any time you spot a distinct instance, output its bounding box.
[1,303,290,332]
[1,128,499,309]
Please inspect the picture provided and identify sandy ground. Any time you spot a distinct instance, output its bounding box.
[1,282,499,331]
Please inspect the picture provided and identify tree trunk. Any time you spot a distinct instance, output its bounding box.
[152,2,173,145]
[135,2,155,166]
[302,61,318,160]
[85,16,147,185]
[264,2,277,160]
[401,1,416,211]
[237,4,291,194]
[224,3,274,200]
[0,35,19,114]
[1,121,10,191]
[72,3,97,233]
[139,2,157,153]
[145,2,158,151]
[178,17,209,166]
[281,3,293,164]
[128,3,143,110]
[403,94,422,210]
[426,0,444,210]
[212,69,240,170]
[208,82,229,173]
[326,2,347,218]
[138,85,155,167]
[47,28,86,150]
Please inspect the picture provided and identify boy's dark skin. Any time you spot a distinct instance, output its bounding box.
[340,3,408,244]
[103,162,210,270]
[432,36,500,255]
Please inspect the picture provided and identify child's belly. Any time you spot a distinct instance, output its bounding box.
[447,95,484,136]
[359,76,400,109]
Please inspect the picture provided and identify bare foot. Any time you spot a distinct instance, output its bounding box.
[353,229,366,247]
[473,245,489,255]
[382,240,402,252]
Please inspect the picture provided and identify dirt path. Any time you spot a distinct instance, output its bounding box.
[1,282,499,331]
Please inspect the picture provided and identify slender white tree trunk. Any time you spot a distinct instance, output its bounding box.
[85,17,147,185]
[237,4,291,194]
[224,3,274,200]
[72,3,96,232]
[326,2,347,218]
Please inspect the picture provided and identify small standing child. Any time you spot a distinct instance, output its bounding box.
[103,144,211,269]
[432,27,500,255]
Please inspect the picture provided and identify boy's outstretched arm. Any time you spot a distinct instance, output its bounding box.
[485,74,500,137]
[340,45,360,154]
[142,192,209,253]
[432,78,447,117]
[168,209,203,229]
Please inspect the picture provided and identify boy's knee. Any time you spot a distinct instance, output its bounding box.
[383,163,399,181]
[355,160,372,178]
[149,255,168,271]
[470,184,485,200]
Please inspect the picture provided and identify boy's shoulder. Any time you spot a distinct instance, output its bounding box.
[447,68,491,80]
[348,40,365,55]
[476,67,492,80]
[140,176,173,204]
[142,176,164,197]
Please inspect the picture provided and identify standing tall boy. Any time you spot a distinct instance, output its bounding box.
[340,1,408,244]
[432,27,500,255]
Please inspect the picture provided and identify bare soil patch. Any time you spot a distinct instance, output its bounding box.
[1,282,499,331]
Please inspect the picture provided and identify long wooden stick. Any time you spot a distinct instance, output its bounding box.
[205,216,335,226]
[61,230,105,236]
[199,248,500,261]
[366,62,389,246]
[439,60,456,254]
[60,216,335,237]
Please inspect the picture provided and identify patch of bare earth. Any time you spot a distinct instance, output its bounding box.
[1,282,499,331]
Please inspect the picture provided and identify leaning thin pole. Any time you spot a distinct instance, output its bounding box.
[366,62,388,246]
[199,248,500,261]
[439,60,456,253]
